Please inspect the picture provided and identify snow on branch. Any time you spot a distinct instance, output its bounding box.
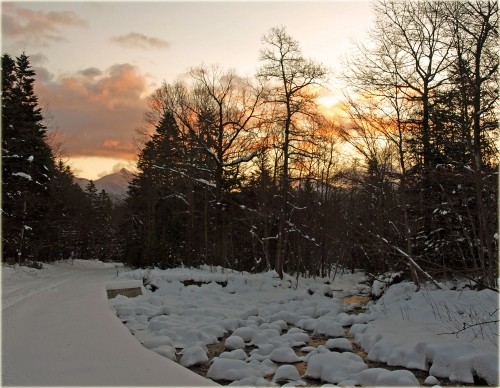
[195,178,216,188]
[376,234,446,290]
[223,151,259,167]
[286,220,319,246]
[167,167,217,188]
[12,172,32,181]
[161,194,189,206]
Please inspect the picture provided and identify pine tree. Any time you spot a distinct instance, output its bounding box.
[80,181,119,261]
[2,53,56,263]
[125,111,189,268]
[42,160,88,260]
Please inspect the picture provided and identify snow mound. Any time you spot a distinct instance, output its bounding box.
[304,352,368,383]
[251,329,281,345]
[424,375,440,385]
[225,335,246,350]
[350,281,498,386]
[325,338,353,352]
[269,347,302,363]
[313,317,345,337]
[272,364,301,383]
[343,367,419,386]
[232,326,256,342]
[220,349,248,361]
[207,358,264,381]
[180,345,208,367]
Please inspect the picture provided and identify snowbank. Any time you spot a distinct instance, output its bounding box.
[2,261,217,386]
[351,281,499,385]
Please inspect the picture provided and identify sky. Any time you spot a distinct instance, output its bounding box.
[2,1,374,179]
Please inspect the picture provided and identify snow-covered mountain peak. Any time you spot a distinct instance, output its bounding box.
[74,168,133,203]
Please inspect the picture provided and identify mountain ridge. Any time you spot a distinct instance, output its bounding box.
[74,168,133,203]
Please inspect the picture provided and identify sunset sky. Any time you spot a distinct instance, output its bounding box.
[2,1,374,179]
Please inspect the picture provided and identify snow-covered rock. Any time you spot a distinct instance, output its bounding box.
[343,367,419,386]
[374,369,419,386]
[424,375,440,385]
[296,318,317,331]
[225,335,246,350]
[180,345,208,367]
[313,318,345,337]
[220,349,248,361]
[304,352,368,383]
[325,338,353,352]
[272,364,301,383]
[251,328,281,345]
[269,347,302,363]
[207,358,264,381]
[232,326,256,342]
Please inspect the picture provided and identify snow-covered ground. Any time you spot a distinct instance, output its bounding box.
[111,266,498,386]
[2,261,498,386]
[1,260,217,386]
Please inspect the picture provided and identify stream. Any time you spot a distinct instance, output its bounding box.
[183,293,477,386]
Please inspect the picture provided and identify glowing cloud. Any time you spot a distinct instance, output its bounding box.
[109,32,169,50]
[2,3,87,47]
[35,63,151,160]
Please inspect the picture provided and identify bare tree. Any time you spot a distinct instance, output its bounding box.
[446,1,498,287]
[257,26,328,278]
[346,1,455,238]
[168,65,266,267]
[343,1,460,277]
[447,1,498,172]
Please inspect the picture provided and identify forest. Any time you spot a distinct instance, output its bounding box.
[2,1,498,290]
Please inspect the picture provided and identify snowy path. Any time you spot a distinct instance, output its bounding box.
[2,262,218,386]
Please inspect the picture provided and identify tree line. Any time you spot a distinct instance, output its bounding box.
[2,1,498,289]
[2,53,119,265]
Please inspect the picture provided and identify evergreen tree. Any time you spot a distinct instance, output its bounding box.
[81,181,118,261]
[125,111,189,268]
[42,160,88,260]
[2,53,56,263]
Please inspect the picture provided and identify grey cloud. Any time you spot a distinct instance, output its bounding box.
[109,32,169,50]
[30,53,49,65]
[33,66,54,83]
[79,67,102,78]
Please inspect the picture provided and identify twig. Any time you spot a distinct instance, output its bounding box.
[438,319,499,337]
[376,235,446,290]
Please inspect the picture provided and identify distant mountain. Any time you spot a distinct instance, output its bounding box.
[75,168,133,203]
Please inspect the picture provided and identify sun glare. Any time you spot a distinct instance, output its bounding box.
[317,94,341,109]
[69,156,136,180]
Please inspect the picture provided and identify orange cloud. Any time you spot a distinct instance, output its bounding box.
[35,63,150,160]
[2,3,87,46]
[110,32,169,49]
